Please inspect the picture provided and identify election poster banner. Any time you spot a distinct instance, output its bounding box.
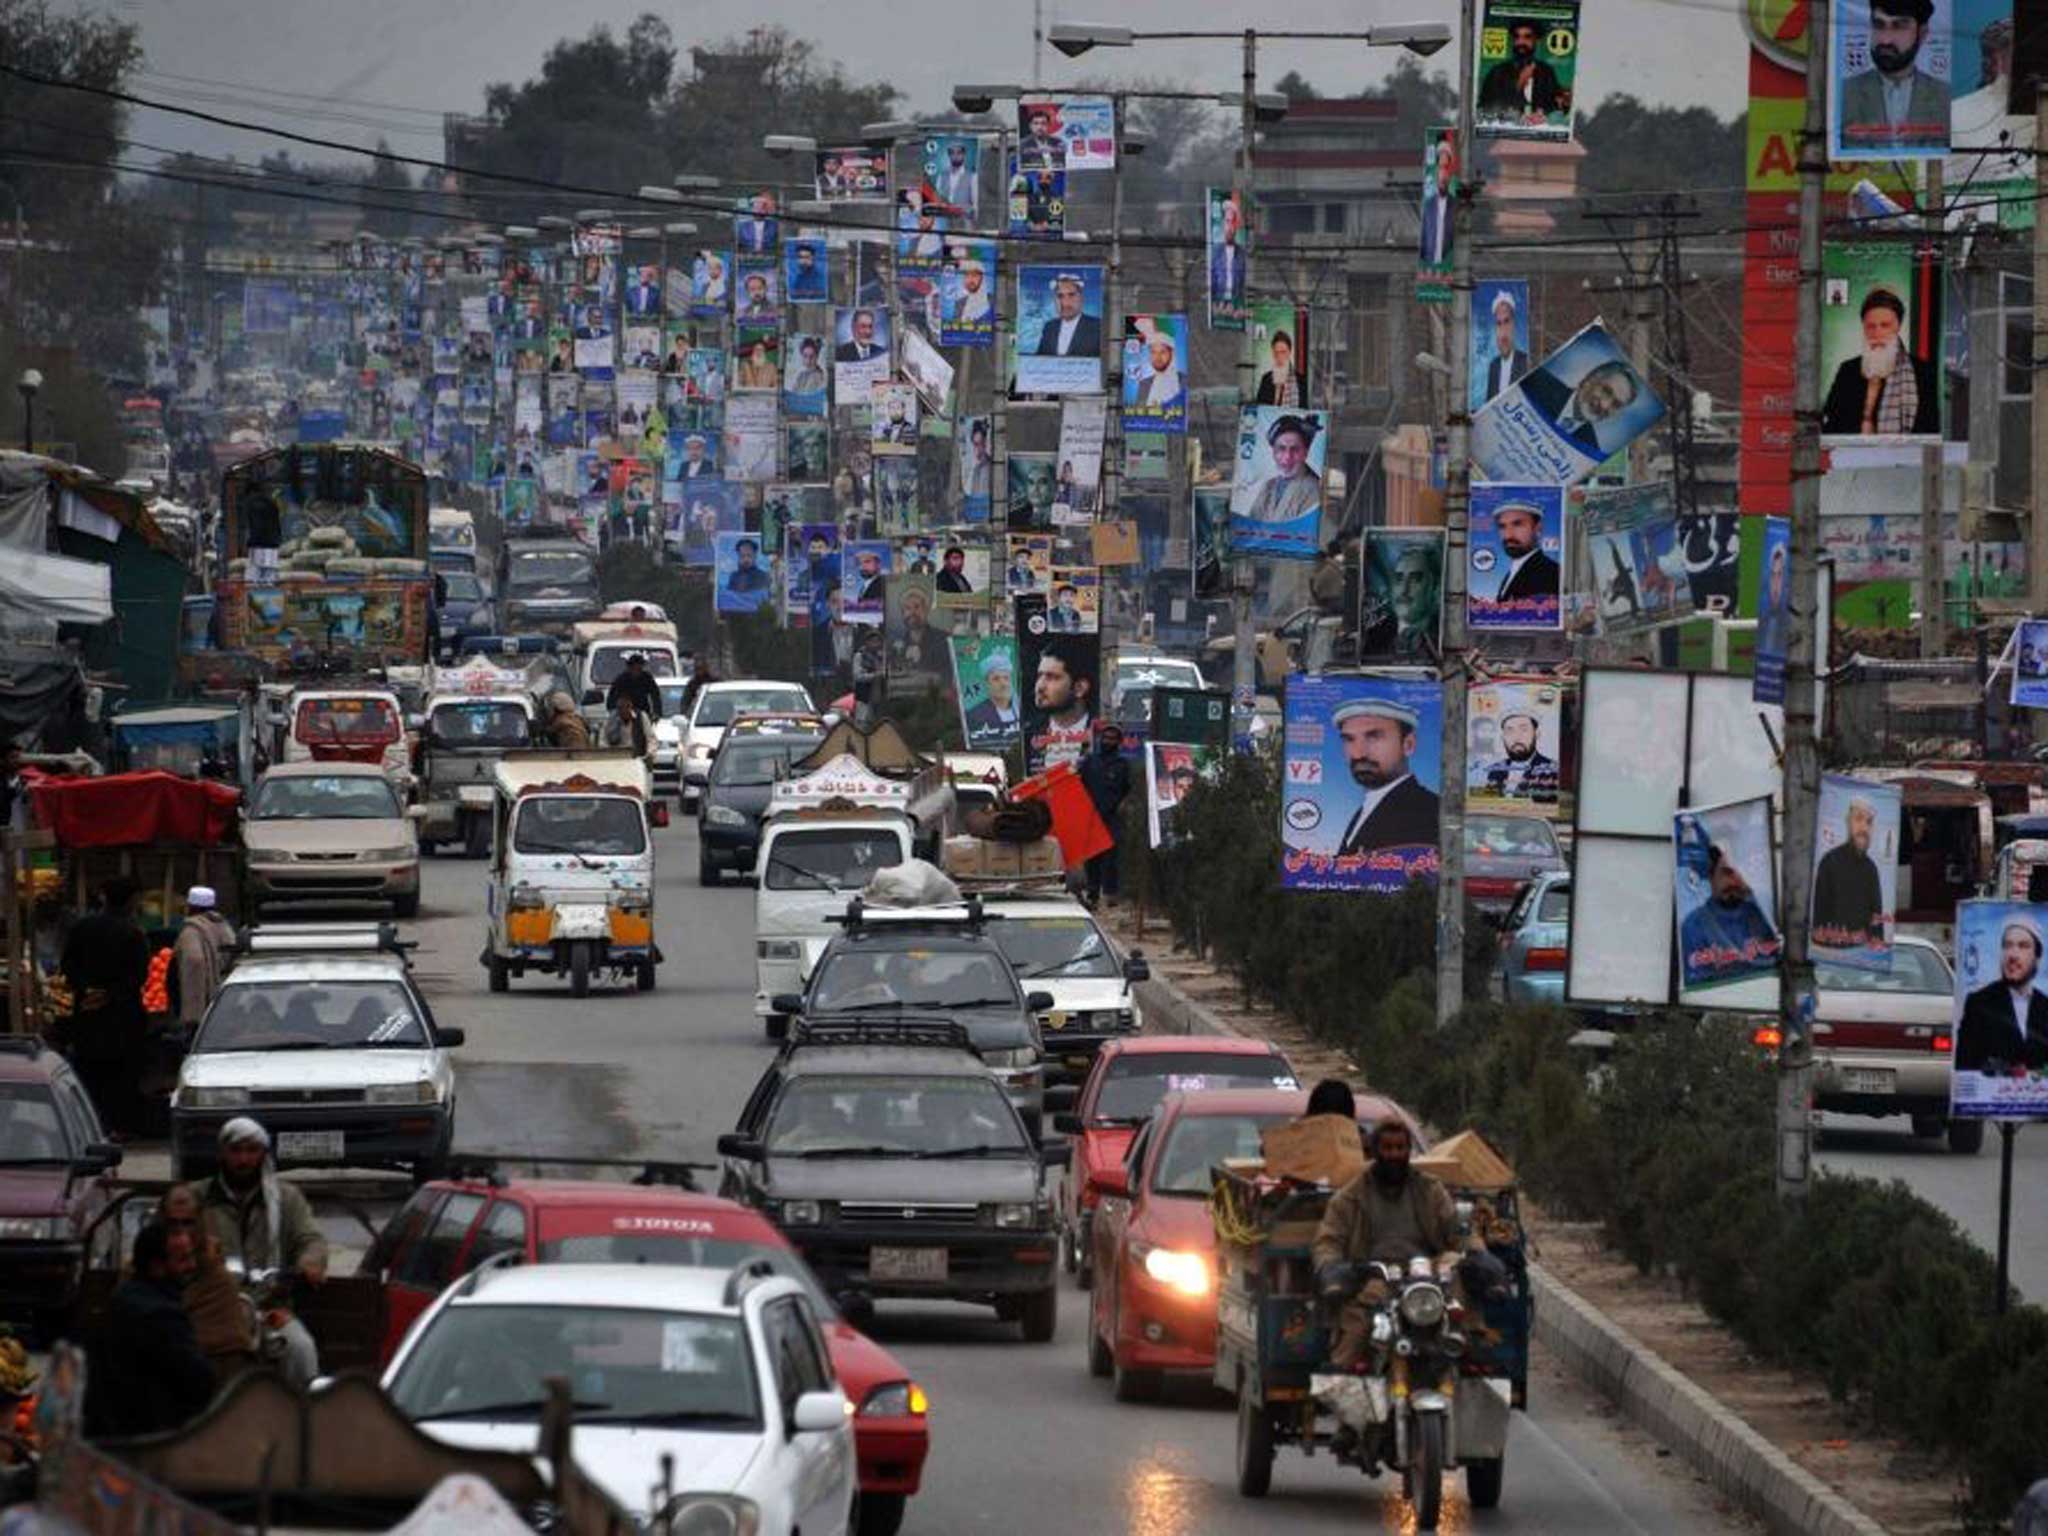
[1054,398,1107,524]
[1246,301,1310,407]
[714,532,775,615]
[1193,485,1231,598]
[788,523,840,631]
[1474,0,1582,141]
[1830,0,1951,159]
[1281,674,1443,893]
[1579,482,1693,637]
[815,147,889,200]
[1017,596,1100,774]
[923,134,982,219]
[1753,515,1792,705]
[2010,618,2048,708]
[937,239,998,348]
[1015,265,1105,395]
[1008,164,1066,239]
[1123,315,1189,432]
[783,334,827,419]
[1471,279,1532,408]
[1148,741,1220,849]
[668,480,740,569]
[1466,678,1563,810]
[1044,567,1100,634]
[1005,533,1053,597]
[831,305,892,405]
[1206,188,1249,331]
[1228,406,1327,561]
[1468,483,1565,631]
[1949,899,2048,1120]
[1008,453,1059,532]
[959,416,993,521]
[1673,795,1782,991]
[1470,322,1665,486]
[951,633,1022,750]
[931,538,989,611]
[901,325,955,415]
[1019,95,1116,170]
[1417,127,1457,304]
[1360,529,1445,663]
[1811,773,1901,972]
[841,540,892,626]
[885,574,949,685]
[1819,243,1944,442]
[784,238,830,304]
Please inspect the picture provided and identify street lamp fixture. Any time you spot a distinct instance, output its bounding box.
[762,135,817,158]
[625,226,662,239]
[16,368,41,454]
[951,85,1025,114]
[1047,23,1132,56]
[672,173,722,191]
[859,120,920,146]
[662,221,698,236]
[636,186,685,204]
[473,232,505,246]
[503,225,539,239]
[573,207,614,223]
[535,215,572,231]
[1371,21,1452,55]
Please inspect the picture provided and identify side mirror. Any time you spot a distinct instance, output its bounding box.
[1044,1083,1078,1114]
[582,688,602,706]
[1123,954,1151,983]
[1087,1164,1129,1199]
[1025,991,1056,1013]
[790,1388,847,1435]
[649,802,671,828]
[770,993,805,1018]
[76,1141,123,1174]
[1053,1113,1083,1136]
[437,1027,466,1048]
[716,1133,764,1161]
[405,805,429,822]
[1040,1141,1072,1168]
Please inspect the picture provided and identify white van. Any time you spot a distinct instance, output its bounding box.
[752,809,914,1038]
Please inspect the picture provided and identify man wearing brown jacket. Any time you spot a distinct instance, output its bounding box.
[172,886,235,1028]
[1312,1119,1463,1366]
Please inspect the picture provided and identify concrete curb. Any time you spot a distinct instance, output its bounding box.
[1127,940,1890,1536]
[1530,1264,1887,1536]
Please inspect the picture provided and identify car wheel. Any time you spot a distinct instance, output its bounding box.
[463,815,490,860]
[1910,1114,1945,1140]
[1465,1455,1506,1509]
[392,890,420,919]
[1018,1284,1057,1344]
[1087,1314,1113,1378]
[1060,1220,1079,1276]
[1235,1380,1275,1498]
[1949,1118,1986,1154]
[488,955,510,994]
[636,959,656,992]
[699,849,721,886]
[569,942,592,998]
[1113,1353,1161,1403]
[855,1492,906,1536]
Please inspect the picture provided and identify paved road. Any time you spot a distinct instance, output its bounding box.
[405,828,1749,1534]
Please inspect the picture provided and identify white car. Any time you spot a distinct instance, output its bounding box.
[680,681,817,810]
[979,896,1149,1088]
[383,1261,855,1533]
[170,926,461,1181]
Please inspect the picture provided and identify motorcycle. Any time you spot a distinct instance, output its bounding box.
[223,1259,319,1387]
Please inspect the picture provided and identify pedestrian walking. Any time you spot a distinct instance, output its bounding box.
[57,880,151,1135]
[1079,724,1132,906]
[171,886,236,1028]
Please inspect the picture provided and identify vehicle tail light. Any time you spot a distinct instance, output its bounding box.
[1467,877,1517,899]
[1933,1033,1952,1052]
[1522,947,1566,972]
[1752,1025,1783,1050]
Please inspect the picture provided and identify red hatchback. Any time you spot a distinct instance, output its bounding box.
[1052,1036,1296,1291]
[1084,1088,1420,1403]
[361,1166,930,1536]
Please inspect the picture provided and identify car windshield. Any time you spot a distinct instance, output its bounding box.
[507,550,594,589]
[1093,1052,1295,1123]
[695,689,809,727]
[765,1074,1027,1156]
[1816,945,1953,994]
[538,1232,834,1313]
[513,797,647,856]
[763,829,902,891]
[712,738,821,788]
[1465,815,1561,859]
[442,572,482,602]
[658,681,690,715]
[0,1084,71,1162]
[429,702,529,749]
[197,980,427,1051]
[810,946,1020,1013]
[295,698,398,744]
[1153,1112,1291,1196]
[253,774,400,821]
[589,648,677,687]
[988,917,1119,980]
[430,521,476,549]
[388,1304,760,1429]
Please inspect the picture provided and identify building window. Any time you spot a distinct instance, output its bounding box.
[1323,204,1346,234]
[2002,271,2034,404]
[1351,273,1390,395]
[1266,203,1316,235]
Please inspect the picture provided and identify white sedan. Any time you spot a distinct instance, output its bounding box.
[384,1261,855,1533]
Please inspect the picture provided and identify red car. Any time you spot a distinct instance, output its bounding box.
[0,1037,123,1333]
[361,1166,930,1536]
[1052,1036,1296,1291]
[1085,1087,1420,1403]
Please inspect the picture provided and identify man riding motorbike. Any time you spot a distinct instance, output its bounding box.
[1311,1119,1465,1367]
[184,1118,329,1386]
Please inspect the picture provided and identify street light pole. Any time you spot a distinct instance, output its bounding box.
[1433,0,1479,1031]
[1230,29,1260,732]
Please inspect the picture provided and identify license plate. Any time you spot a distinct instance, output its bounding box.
[1045,1011,1069,1031]
[1843,1068,1895,1095]
[870,1247,947,1283]
[275,1130,345,1162]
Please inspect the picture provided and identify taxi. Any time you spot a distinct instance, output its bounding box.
[363,1164,930,1536]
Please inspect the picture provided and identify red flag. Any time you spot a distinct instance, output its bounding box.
[1010,761,1113,868]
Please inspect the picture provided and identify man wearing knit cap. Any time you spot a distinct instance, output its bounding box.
[187,1118,328,1384]
[1333,696,1440,856]
[172,886,235,1028]
[1958,914,2048,1073]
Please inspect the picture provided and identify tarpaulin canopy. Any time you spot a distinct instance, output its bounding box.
[0,551,111,626]
[0,646,83,742]
[27,770,241,848]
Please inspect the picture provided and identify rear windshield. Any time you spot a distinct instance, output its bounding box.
[988,917,1119,980]
[295,698,398,744]
[589,648,678,687]
[810,947,1020,1013]
[695,689,810,727]
[429,701,529,749]
[1815,945,1952,994]
[1465,815,1561,859]
[763,829,902,891]
[507,549,594,589]
[252,774,400,821]
[442,572,482,602]
[538,1232,830,1311]
[1537,884,1570,923]
[1153,1112,1291,1195]
[713,738,822,788]
[513,797,647,856]
[1092,1051,1296,1123]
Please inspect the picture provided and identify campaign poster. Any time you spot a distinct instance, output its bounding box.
[815,147,889,201]
[1466,678,1563,809]
[874,458,919,533]
[1673,796,1782,991]
[783,334,828,418]
[1193,485,1232,599]
[924,134,982,219]
[1280,674,1443,893]
[686,347,727,403]
[1831,0,1951,159]
[1017,98,1069,170]
[1471,322,1665,487]
[1949,1,2031,225]
[952,633,1022,750]
[832,305,892,404]
[619,321,663,373]
[1468,484,1564,631]
[1147,740,1221,849]
[1045,567,1100,634]
[1123,315,1189,433]
[1581,483,1695,634]
[689,251,731,320]
[1753,516,1792,705]
[1054,398,1108,524]
[1015,265,1105,395]
[870,381,921,458]
[897,190,948,312]
[959,417,994,522]
[784,238,830,305]
[1008,163,1067,238]
[733,255,780,323]
[788,523,841,629]
[2011,618,2048,708]
[1949,899,2048,1119]
[1360,528,1445,663]
[1812,774,1901,971]
[937,238,998,348]
[1474,0,1581,141]
[734,192,779,254]
[1417,126,1457,303]
[932,537,990,611]
[901,325,955,415]
[1229,406,1328,561]
[1472,279,1532,409]
[570,302,614,375]
[1206,188,1249,331]
[1819,243,1944,442]
[723,394,780,484]
[1005,534,1053,597]
[886,573,950,683]
[714,531,776,615]
[668,479,741,569]
[1246,301,1310,407]
[783,421,829,484]
[1008,452,1060,532]
[572,221,621,258]
[731,322,780,393]
[842,539,892,625]
[1017,597,1101,773]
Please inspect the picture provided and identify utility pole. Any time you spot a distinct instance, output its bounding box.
[1102,94,1128,610]
[1627,215,1656,486]
[1229,30,1261,738]
[1919,159,1944,659]
[1433,0,1478,1032]
[2032,80,2048,615]
[1774,0,1828,1203]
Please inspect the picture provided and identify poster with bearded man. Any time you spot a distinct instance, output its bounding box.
[1950,901,2048,1121]
[1818,243,1944,442]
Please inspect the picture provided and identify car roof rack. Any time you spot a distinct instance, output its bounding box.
[236,921,415,959]
[788,1016,974,1052]
[829,894,995,931]
[442,1153,715,1191]
[453,1248,524,1299]
[0,1038,45,1060]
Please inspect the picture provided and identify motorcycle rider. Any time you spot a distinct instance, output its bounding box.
[1312,1118,1465,1367]
[185,1118,329,1386]
[604,651,662,722]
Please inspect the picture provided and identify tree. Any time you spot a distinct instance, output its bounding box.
[474,15,680,202]
[1378,56,1458,143]
[1273,70,1321,102]
[360,141,414,240]
[1577,95,1746,195]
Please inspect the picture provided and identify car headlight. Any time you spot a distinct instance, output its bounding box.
[1116,1007,1137,1031]
[705,804,747,827]
[773,1200,823,1226]
[365,1081,441,1105]
[860,1381,929,1417]
[1399,1282,1447,1329]
[362,846,414,861]
[687,743,714,761]
[757,939,801,961]
[657,1494,760,1536]
[1138,1243,1211,1297]
[0,1217,70,1241]
[180,1086,251,1109]
[983,1046,1039,1071]
[990,1201,1041,1229]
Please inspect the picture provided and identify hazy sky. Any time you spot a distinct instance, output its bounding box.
[94,0,1749,168]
